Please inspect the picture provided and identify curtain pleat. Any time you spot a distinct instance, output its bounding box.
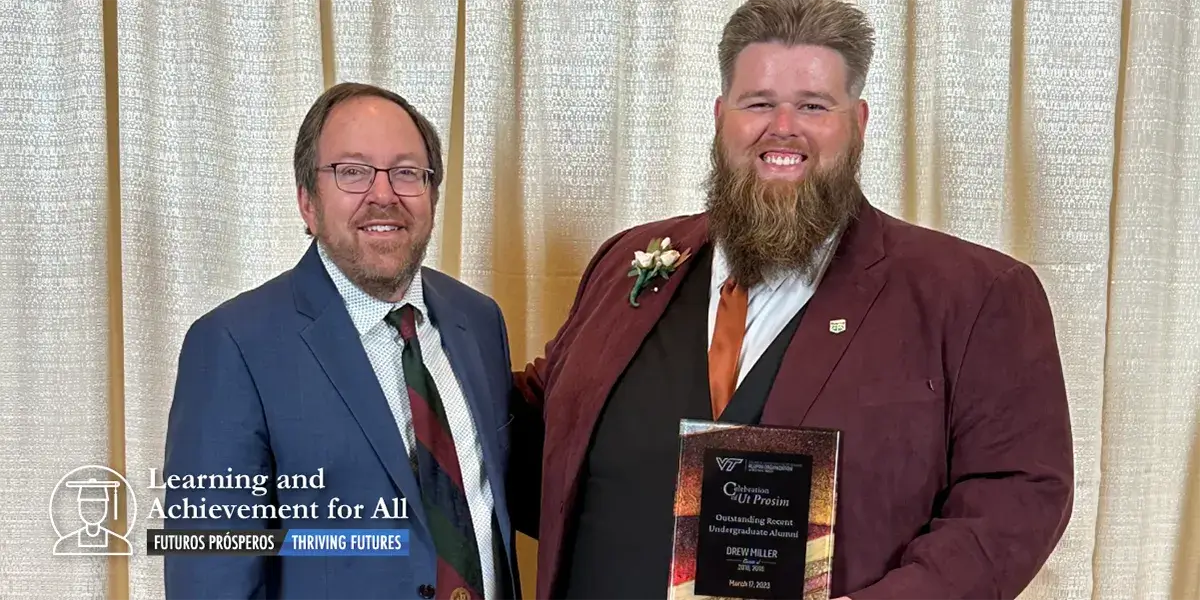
[460,0,521,314]
[464,0,746,358]
[116,3,323,598]
[1097,2,1200,598]
[994,1,1124,596]
[0,1,111,597]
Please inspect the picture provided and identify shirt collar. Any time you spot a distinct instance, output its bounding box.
[711,232,841,295]
[317,242,426,336]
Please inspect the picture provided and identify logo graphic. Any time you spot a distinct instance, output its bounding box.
[715,457,744,472]
[828,318,847,334]
[50,466,137,556]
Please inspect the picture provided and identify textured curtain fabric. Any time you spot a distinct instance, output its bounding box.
[0,1,1196,599]
[116,3,324,598]
[462,0,746,364]
[1098,2,1200,599]
[0,1,111,597]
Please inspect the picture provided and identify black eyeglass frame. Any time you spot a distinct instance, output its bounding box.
[317,162,435,196]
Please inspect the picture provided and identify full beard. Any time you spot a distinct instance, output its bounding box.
[704,128,864,288]
[313,201,431,302]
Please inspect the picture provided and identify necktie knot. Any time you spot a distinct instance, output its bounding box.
[384,304,419,341]
[721,278,747,301]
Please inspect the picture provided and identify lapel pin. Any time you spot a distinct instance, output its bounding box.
[829,319,846,334]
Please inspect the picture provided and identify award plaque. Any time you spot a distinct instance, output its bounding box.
[668,419,841,600]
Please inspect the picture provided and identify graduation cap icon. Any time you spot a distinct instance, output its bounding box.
[52,477,132,556]
[66,478,120,525]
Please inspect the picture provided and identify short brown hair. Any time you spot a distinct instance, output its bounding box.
[719,0,875,98]
[293,82,444,203]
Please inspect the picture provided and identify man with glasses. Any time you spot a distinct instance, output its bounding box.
[163,82,521,600]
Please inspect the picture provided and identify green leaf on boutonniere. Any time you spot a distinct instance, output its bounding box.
[629,270,651,307]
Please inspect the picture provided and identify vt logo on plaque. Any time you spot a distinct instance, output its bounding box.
[715,457,745,472]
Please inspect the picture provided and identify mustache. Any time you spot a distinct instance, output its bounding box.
[749,140,811,156]
[352,205,413,227]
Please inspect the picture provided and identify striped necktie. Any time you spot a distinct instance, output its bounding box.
[385,305,484,600]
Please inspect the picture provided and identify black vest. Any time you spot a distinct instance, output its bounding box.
[560,244,808,598]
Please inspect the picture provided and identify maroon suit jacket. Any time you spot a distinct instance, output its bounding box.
[511,202,1074,599]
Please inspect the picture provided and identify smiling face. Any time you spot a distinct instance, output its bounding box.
[298,95,435,302]
[715,42,866,181]
[706,42,868,287]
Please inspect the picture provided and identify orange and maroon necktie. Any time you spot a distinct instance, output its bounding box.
[708,278,748,419]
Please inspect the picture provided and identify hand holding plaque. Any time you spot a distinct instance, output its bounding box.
[668,420,841,600]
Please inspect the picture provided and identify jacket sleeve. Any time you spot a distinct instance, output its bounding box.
[851,264,1074,600]
[507,228,629,538]
[163,318,275,599]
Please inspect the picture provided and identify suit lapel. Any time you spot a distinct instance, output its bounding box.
[762,203,888,426]
[422,276,516,567]
[558,218,710,482]
[291,244,431,536]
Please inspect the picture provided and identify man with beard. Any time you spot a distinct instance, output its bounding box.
[507,1,1073,599]
[164,82,521,600]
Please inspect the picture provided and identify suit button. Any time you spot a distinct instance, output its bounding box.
[418,584,435,598]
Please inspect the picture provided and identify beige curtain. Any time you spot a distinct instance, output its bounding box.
[117,3,323,599]
[0,1,1195,599]
[1099,2,1200,598]
[0,1,112,598]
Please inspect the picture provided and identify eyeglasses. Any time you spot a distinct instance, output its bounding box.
[318,162,434,196]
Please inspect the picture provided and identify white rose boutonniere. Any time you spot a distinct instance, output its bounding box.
[626,236,692,307]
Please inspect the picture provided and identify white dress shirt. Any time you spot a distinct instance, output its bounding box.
[707,238,838,387]
[319,244,496,598]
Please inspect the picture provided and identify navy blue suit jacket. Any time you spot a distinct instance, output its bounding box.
[163,242,519,599]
